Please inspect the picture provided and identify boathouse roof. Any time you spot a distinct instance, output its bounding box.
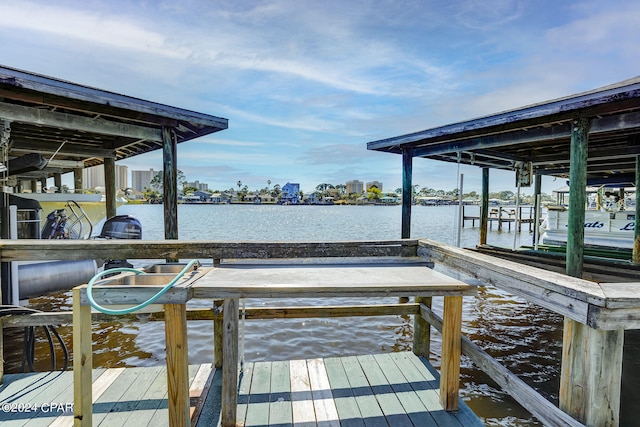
[367,76,640,186]
[0,65,228,181]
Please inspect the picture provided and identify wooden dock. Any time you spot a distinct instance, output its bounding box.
[0,353,481,426]
[0,364,217,427]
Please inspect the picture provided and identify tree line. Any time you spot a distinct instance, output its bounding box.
[139,173,553,204]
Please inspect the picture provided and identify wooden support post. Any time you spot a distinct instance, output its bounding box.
[566,118,589,278]
[73,168,83,194]
[103,158,117,220]
[162,127,178,240]
[559,318,623,426]
[533,174,542,243]
[634,155,640,263]
[401,147,413,239]
[440,295,462,411]
[221,298,239,427]
[164,303,190,427]
[73,285,92,427]
[498,207,503,231]
[413,296,432,357]
[213,299,223,368]
[54,173,62,193]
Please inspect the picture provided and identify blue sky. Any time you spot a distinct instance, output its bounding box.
[1,0,639,195]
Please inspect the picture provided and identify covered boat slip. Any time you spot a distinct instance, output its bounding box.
[0,64,228,240]
[367,76,640,426]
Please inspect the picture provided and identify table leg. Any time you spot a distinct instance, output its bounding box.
[221,298,239,426]
[440,295,462,411]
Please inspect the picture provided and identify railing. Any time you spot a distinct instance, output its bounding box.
[2,238,631,426]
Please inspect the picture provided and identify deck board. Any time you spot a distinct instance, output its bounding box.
[0,353,483,426]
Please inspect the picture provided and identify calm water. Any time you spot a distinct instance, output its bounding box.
[13,204,638,426]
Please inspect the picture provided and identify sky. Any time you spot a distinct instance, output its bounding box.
[1,0,639,196]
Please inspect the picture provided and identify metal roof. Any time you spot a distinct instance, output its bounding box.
[367,76,640,186]
[0,65,228,181]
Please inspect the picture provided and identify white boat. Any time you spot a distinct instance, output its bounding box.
[3,193,127,302]
[542,206,635,250]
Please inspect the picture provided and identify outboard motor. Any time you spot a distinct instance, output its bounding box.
[97,215,142,271]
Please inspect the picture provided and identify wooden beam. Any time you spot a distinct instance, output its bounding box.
[412,296,431,357]
[221,298,239,426]
[73,285,92,427]
[402,147,413,238]
[73,168,82,193]
[164,303,190,427]
[439,295,462,411]
[420,304,584,427]
[566,118,590,278]
[0,101,163,141]
[163,127,178,240]
[104,158,116,219]
[480,168,489,245]
[559,318,623,426]
[0,239,419,261]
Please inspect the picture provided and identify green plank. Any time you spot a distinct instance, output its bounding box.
[121,366,171,426]
[324,357,365,427]
[372,353,437,427]
[412,356,484,427]
[269,360,292,426]
[236,362,254,426]
[245,361,272,426]
[389,352,463,427]
[340,356,386,427]
[92,367,148,425]
[357,354,412,426]
[0,371,68,426]
[99,366,166,426]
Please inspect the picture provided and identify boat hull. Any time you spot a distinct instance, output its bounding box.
[542,209,635,250]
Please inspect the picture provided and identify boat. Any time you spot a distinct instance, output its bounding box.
[541,186,636,252]
[1,193,128,303]
[16,192,127,238]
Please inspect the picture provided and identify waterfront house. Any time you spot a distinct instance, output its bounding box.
[281,182,300,204]
[208,193,231,204]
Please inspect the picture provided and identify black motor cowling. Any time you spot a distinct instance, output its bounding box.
[98,215,142,271]
[98,215,142,240]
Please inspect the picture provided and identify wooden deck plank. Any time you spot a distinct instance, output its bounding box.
[112,366,170,427]
[372,353,438,427]
[324,357,365,427]
[269,360,292,427]
[97,365,166,426]
[0,355,484,427]
[193,367,223,427]
[289,359,316,426]
[236,362,254,426]
[412,357,485,427]
[245,361,272,426]
[340,356,387,427]
[0,369,105,427]
[388,352,463,427]
[357,354,413,426]
[307,358,340,426]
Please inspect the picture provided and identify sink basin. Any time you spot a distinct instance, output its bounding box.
[96,265,211,287]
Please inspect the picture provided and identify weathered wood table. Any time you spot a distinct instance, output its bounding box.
[191,262,476,426]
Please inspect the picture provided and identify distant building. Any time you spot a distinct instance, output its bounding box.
[366,181,383,192]
[187,180,209,191]
[131,168,160,192]
[346,180,364,194]
[281,182,300,204]
[82,164,128,191]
